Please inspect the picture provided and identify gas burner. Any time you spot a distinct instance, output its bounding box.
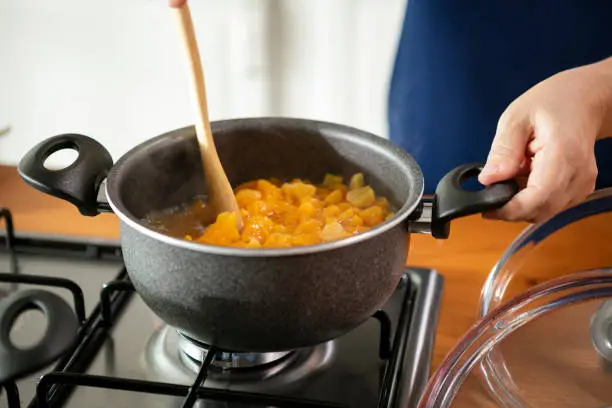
[177,331,294,370]
[143,325,335,391]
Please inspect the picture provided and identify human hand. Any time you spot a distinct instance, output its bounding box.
[169,0,186,7]
[478,58,612,223]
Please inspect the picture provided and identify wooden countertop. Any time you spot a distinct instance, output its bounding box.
[0,164,555,371]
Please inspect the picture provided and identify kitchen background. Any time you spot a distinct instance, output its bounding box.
[0,0,406,168]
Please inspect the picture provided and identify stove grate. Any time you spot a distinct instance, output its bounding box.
[35,279,396,408]
[36,371,348,408]
[0,207,436,408]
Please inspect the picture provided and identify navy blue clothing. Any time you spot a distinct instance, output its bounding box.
[388,1,612,194]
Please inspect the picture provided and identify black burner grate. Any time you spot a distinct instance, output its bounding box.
[34,278,402,408]
[0,208,134,408]
[0,207,431,408]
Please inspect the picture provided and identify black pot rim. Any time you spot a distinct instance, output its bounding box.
[105,117,424,258]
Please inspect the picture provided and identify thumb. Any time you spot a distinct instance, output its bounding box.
[479,114,531,185]
[169,0,187,7]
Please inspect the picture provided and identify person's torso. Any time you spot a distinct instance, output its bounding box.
[388,0,612,194]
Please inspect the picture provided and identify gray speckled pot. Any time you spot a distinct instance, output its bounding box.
[17,117,517,352]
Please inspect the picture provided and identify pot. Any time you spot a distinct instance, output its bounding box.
[17,117,517,352]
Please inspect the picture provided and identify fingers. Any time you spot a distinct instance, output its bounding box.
[169,0,187,7]
[484,147,598,223]
[565,160,598,207]
[478,111,532,186]
[492,144,570,222]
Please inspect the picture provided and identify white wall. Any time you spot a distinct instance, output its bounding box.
[0,0,406,167]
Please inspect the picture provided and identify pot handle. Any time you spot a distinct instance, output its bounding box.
[17,134,114,216]
[429,163,519,239]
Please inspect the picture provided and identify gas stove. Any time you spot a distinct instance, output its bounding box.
[0,208,444,408]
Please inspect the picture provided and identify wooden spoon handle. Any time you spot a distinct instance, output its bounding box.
[174,4,213,149]
[173,3,243,230]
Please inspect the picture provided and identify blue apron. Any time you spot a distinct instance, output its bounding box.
[388,0,612,194]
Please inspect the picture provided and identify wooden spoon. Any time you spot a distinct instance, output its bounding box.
[172,1,243,231]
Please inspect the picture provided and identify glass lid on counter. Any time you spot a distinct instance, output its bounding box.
[419,269,612,407]
[418,188,612,408]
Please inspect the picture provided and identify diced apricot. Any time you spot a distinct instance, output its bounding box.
[341,215,364,229]
[294,219,323,234]
[321,221,350,242]
[298,201,318,218]
[236,189,263,208]
[257,179,282,200]
[323,174,343,188]
[196,212,240,245]
[324,189,343,205]
[263,233,293,248]
[337,208,357,222]
[170,172,392,248]
[272,224,288,233]
[247,200,273,217]
[374,197,390,210]
[337,202,352,212]
[301,196,324,208]
[282,182,316,202]
[246,238,262,248]
[281,210,300,230]
[360,206,384,227]
[235,181,258,191]
[241,215,274,243]
[316,188,332,200]
[349,173,364,190]
[346,186,375,208]
[322,205,341,218]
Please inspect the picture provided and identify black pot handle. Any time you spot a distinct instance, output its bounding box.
[17,134,114,216]
[430,163,519,239]
[0,289,79,383]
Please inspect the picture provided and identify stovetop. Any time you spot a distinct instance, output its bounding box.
[0,208,444,408]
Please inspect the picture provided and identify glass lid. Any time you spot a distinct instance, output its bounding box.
[480,188,612,316]
[418,269,612,407]
[418,188,612,408]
